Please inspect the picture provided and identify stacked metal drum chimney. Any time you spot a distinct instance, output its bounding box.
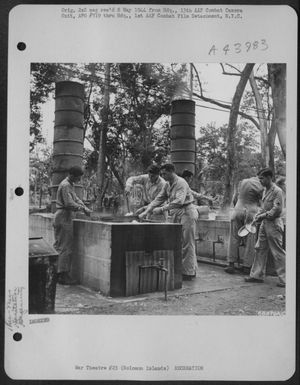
[170,99,196,176]
[50,81,85,212]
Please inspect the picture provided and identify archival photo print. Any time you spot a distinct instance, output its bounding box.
[28,62,286,316]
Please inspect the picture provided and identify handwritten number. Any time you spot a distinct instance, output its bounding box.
[223,44,230,55]
[261,39,268,51]
[245,42,251,52]
[209,39,268,56]
[234,43,241,53]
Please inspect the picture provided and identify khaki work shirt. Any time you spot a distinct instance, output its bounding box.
[56,177,84,211]
[126,174,166,203]
[148,175,194,216]
[234,177,264,211]
[261,183,283,220]
[190,188,204,201]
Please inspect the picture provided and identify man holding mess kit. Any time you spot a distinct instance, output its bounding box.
[139,163,198,280]
[244,168,286,287]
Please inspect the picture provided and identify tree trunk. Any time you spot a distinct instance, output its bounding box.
[34,170,38,206]
[96,63,110,210]
[268,64,286,158]
[110,161,125,190]
[39,184,43,208]
[222,63,255,209]
[268,118,277,175]
[249,71,269,166]
[189,63,193,99]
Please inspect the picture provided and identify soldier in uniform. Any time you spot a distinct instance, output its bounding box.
[139,163,199,280]
[245,168,286,287]
[225,176,264,274]
[53,166,91,285]
[181,169,213,207]
[125,164,166,219]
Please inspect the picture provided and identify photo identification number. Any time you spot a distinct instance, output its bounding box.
[208,39,269,55]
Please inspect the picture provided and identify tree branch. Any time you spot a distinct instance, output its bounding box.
[191,63,203,95]
[192,91,260,130]
[221,63,270,86]
[84,135,95,150]
[109,159,125,190]
[83,81,93,139]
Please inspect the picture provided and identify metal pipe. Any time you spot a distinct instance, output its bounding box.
[212,235,224,262]
[138,263,168,301]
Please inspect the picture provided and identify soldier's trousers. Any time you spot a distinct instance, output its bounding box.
[53,210,74,273]
[250,219,285,284]
[228,208,257,266]
[172,205,199,276]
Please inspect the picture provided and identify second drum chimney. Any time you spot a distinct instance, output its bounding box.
[170,99,196,176]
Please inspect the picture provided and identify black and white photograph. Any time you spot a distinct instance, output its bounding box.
[4,4,297,381]
[28,62,287,316]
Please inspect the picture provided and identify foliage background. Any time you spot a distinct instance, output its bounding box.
[29,63,286,210]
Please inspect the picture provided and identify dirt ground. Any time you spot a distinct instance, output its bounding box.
[54,263,285,316]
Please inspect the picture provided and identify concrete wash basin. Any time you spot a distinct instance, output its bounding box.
[71,219,183,297]
[30,213,269,296]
